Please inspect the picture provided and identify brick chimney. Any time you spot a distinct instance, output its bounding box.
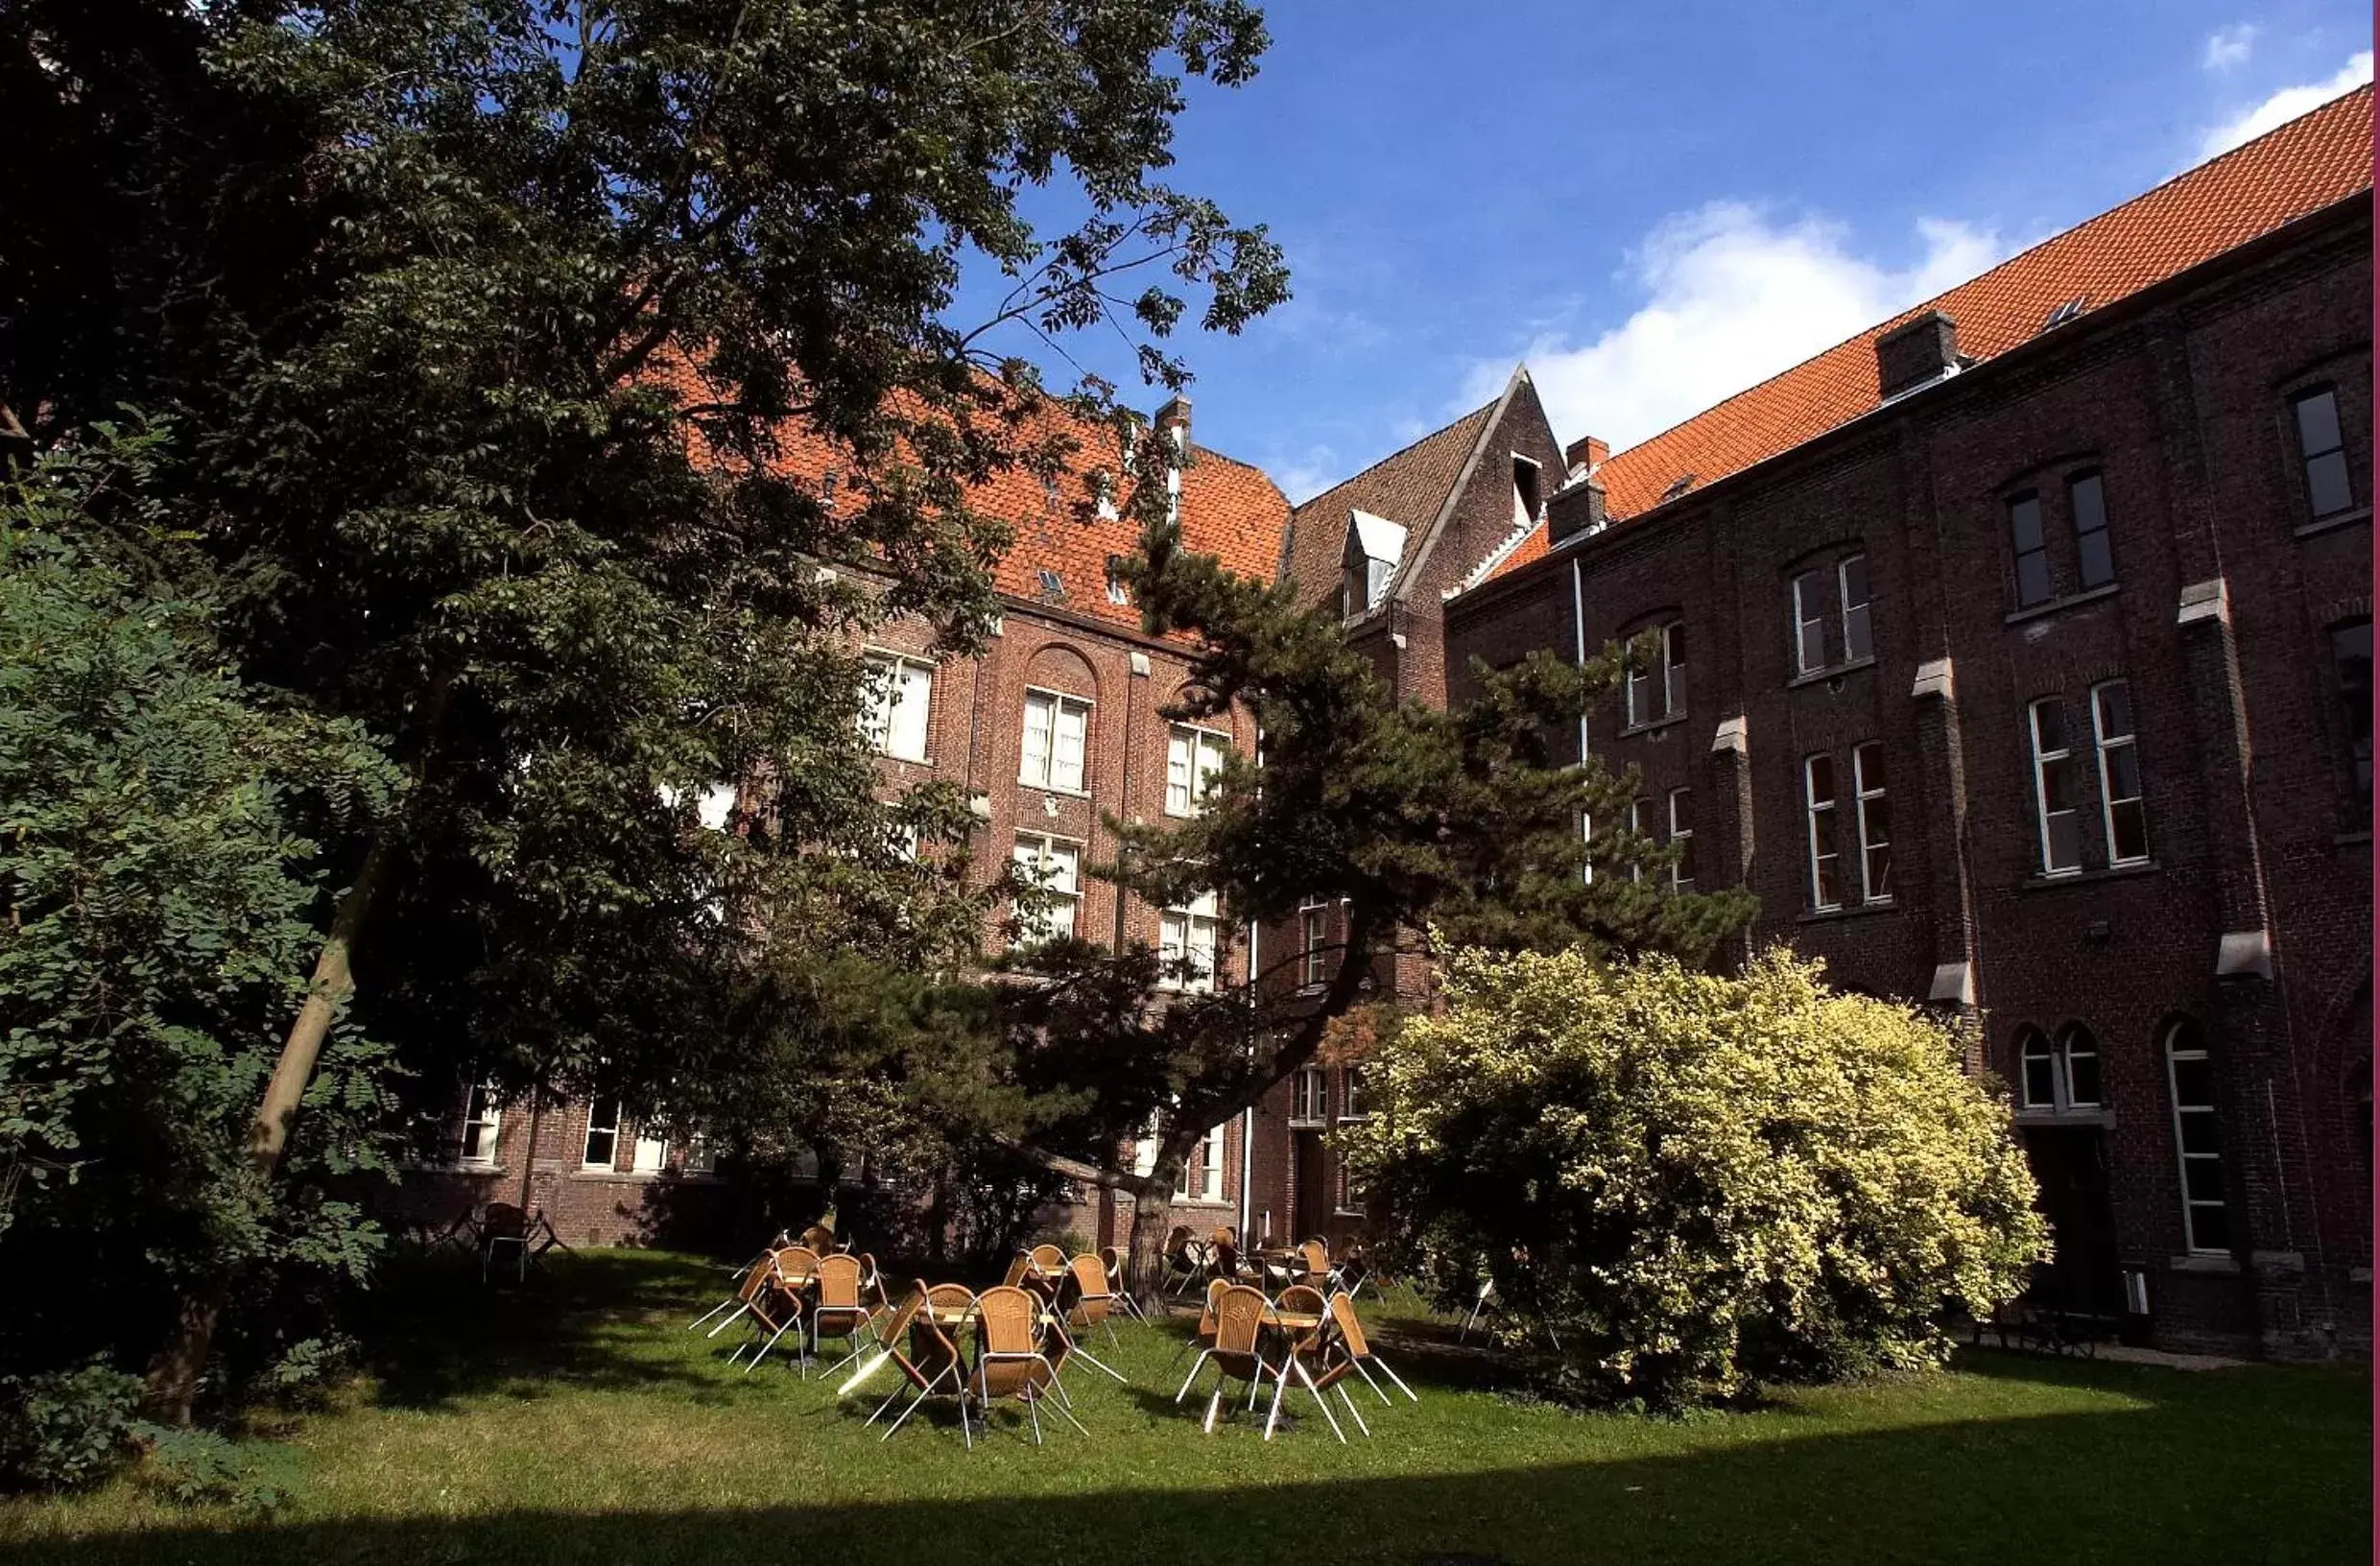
[1875,310,1960,400]
[1154,394,1192,452]
[1565,435,1608,477]
[1547,468,1608,548]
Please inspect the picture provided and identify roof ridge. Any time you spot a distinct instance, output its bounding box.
[1605,80,2375,464]
[1291,393,1502,517]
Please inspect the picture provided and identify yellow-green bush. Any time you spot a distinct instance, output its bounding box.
[1341,945,2049,1405]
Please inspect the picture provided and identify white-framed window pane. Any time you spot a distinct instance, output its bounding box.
[631,1127,667,1174]
[583,1101,622,1170]
[1625,652,1650,727]
[1166,725,1227,816]
[2031,700,2082,874]
[1662,622,1686,718]
[1804,753,1842,910]
[1667,787,1695,890]
[2092,679,2149,865]
[1300,901,1327,985]
[2010,492,2053,607]
[1291,1068,1327,1125]
[1052,698,1087,792]
[461,1083,502,1165]
[2165,1024,2230,1253]
[1792,572,1825,675]
[1012,834,1081,941]
[2059,1026,2101,1108]
[1342,1064,1368,1120]
[681,1135,716,1174]
[1174,1125,1224,1201]
[2293,388,2353,519]
[2019,1032,2057,1108]
[1628,796,1652,883]
[1020,691,1054,785]
[2069,472,2114,590]
[863,653,933,761]
[1853,741,1892,902]
[1839,555,1872,663]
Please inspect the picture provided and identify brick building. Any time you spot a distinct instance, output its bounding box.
[1436,88,2371,1357]
[398,392,1297,1252]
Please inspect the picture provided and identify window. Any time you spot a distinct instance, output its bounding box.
[2018,1025,2100,1111]
[1628,796,1653,883]
[1299,899,1328,986]
[1094,470,1119,521]
[1290,1068,1327,1126]
[1839,555,1873,663]
[583,1101,622,1170]
[2164,1021,2230,1253]
[1853,741,1892,902]
[1667,787,1695,890]
[1804,753,1844,910]
[2292,387,2354,520]
[861,652,933,762]
[2029,698,2082,874]
[1159,889,1222,993]
[1011,834,1081,941]
[1512,455,1542,531]
[2069,471,2114,590]
[631,1123,667,1174]
[681,1134,717,1175]
[1175,1124,1225,1201]
[1342,1065,1369,1120]
[1165,724,1229,816]
[2091,680,2149,865]
[1106,556,1130,605]
[1579,812,1595,886]
[1019,688,1090,793]
[2333,619,2372,826]
[1792,571,1826,675]
[460,1083,502,1165]
[1623,623,1680,727]
[1662,622,1686,718]
[2009,492,2053,608]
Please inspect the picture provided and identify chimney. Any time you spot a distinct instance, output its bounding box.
[1154,394,1192,452]
[1547,468,1607,548]
[1875,310,1960,400]
[1564,435,1608,477]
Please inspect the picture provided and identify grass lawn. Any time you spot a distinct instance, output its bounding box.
[1,1249,2365,1565]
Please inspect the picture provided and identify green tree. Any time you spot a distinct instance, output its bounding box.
[1340,944,2050,1406]
[1,0,1285,1412]
[0,433,401,1440]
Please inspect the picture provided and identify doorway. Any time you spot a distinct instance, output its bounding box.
[1292,1130,1329,1244]
[2022,1125,2124,1322]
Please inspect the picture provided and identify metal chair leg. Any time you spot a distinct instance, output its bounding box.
[1295,1360,1347,1444]
[1175,1350,1213,1403]
[1339,1383,1372,1436]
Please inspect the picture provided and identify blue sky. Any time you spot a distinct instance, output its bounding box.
[986,0,2369,501]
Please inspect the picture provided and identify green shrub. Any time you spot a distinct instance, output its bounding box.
[1342,946,2050,1407]
[0,1361,143,1491]
[130,1424,297,1513]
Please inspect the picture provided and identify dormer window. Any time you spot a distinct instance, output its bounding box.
[1342,509,1407,616]
[1512,455,1543,531]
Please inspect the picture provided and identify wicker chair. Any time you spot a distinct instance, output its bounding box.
[1044,1256,1127,1386]
[1297,1240,1332,1290]
[1158,1225,1203,1296]
[691,1248,776,1336]
[867,1287,972,1442]
[799,1222,837,1252]
[772,1245,823,1292]
[1326,1289,1416,1404]
[1000,1251,1035,1290]
[727,1268,807,1376]
[1179,1285,1275,1435]
[964,1286,1084,1447]
[1258,1285,1345,1442]
[1169,1277,1232,1375]
[1029,1243,1067,1276]
[1099,1246,1148,1319]
[810,1252,874,1376]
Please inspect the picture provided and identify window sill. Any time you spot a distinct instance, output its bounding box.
[2020,860,2159,890]
[1286,1119,1327,1131]
[402,1161,506,1175]
[1618,714,1687,739]
[2168,1253,2242,1275]
[1018,782,1093,802]
[1797,898,1896,924]
[2294,505,2370,539]
[1786,654,1877,689]
[2012,1108,2115,1128]
[1171,1196,1233,1210]
[2334,830,2371,848]
[877,751,933,767]
[2005,582,2120,625]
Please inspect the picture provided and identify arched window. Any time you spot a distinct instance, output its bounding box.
[2018,1027,2057,1108]
[2163,1019,2231,1255]
[2057,1023,2101,1108]
[2017,1025,2100,1112]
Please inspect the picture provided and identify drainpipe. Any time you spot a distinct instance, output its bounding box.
[1572,557,1588,761]
[1240,917,1258,1240]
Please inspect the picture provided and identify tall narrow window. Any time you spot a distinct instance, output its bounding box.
[2292,387,2354,520]
[1299,899,1328,986]
[1662,622,1686,718]
[1020,689,1090,792]
[1839,555,1873,663]
[1011,834,1081,940]
[2018,1029,2057,1109]
[1853,741,1892,902]
[1165,724,1229,816]
[2091,680,2149,864]
[1667,787,1695,890]
[1342,1065,1369,1120]
[861,652,934,762]
[1290,1068,1327,1125]
[1629,796,1653,883]
[1804,754,1843,911]
[2069,471,2114,590]
[631,1122,668,1174]
[681,1134,716,1174]
[2009,492,2053,607]
[1791,571,1826,675]
[2029,699,2082,873]
[2059,1024,2102,1108]
[2164,1020,2230,1253]
[583,1101,621,1170]
[1579,812,1595,886]
[460,1083,502,1165]
[2332,619,2372,826]
[1159,889,1222,993]
[1175,1125,1224,1201]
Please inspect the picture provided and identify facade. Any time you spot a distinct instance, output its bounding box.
[1440,87,2372,1357]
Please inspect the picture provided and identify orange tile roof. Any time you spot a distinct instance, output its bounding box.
[650,356,1289,636]
[1488,83,2373,581]
[1280,398,1499,604]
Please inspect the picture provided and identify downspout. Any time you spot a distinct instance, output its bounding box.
[1571,556,1588,762]
[1241,917,1257,1241]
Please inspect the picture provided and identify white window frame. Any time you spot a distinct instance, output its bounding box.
[1661,621,1685,718]
[1165,724,1230,817]
[1666,787,1694,890]
[583,1101,622,1171]
[1175,1124,1225,1201]
[2058,1024,2101,1109]
[1803,753,1843,911]
[631,1122,668,1174]
[1838,554,1872,664]
[1289,1067,1327,1127]
[2018,1030,2059,1109]
[2091,679,2149,866]
[1792,570,1826,676]
[460,1083,502,1166]
[2164,1024,2229,1255]
[1853,741,1892,904]
[1019,687,1091,794]
[1341,1064,1370,1121]
[1298,899,1328,987]
[2029,698,2082,875]
[1580,811,1594,886]
[2018,1026,2100,1111]
[680,1134,717,1175]
[861,651,934,762]
[1627,796,1652,883]
[1011,833,1083,942]
[1158,889,1222,993]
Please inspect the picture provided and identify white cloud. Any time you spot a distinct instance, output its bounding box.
[2198,51,2371,160]
[2202,24,2258,73]
[1268,444,1343,505]
[1481,203,2005,455]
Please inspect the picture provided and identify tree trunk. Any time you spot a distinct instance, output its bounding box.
[1125,1168,1180,1312]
